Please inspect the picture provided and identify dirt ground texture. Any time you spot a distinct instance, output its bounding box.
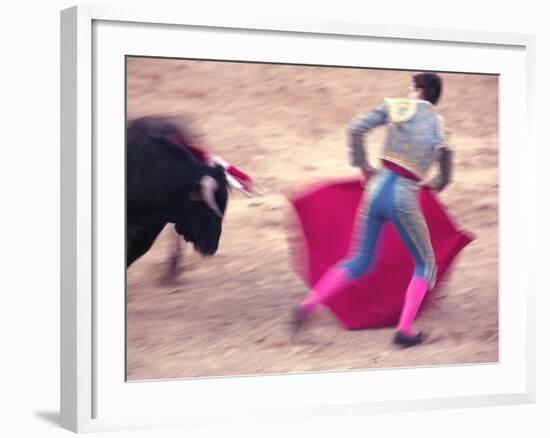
[126,58,498,381]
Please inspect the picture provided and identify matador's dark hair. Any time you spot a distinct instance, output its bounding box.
[413,73,442,105]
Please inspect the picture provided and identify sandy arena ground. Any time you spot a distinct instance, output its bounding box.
[126,58,498,380]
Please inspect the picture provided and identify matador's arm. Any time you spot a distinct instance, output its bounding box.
[348,102,388,168]
[426,147,453,192]
[426,116,454,192]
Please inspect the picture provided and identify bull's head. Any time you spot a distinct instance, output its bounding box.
[175,165,228,256]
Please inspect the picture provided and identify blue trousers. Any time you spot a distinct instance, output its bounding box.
[339,168,436,285]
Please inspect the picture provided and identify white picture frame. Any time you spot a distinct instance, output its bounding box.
[60,4,536,433]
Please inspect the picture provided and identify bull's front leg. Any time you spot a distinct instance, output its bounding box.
[169,225,185,276]
[126,223,166,267]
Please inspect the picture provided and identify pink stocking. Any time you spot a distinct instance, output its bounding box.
[299,266,352,315]
[397,276,429,335]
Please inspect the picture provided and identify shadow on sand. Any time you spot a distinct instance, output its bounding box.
[34,411,60,427]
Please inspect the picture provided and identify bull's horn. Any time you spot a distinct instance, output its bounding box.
[200,175,223,217]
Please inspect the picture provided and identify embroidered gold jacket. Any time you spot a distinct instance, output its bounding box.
[349,98,453,179]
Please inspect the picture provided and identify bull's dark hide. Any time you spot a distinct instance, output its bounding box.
[126,116,228,267]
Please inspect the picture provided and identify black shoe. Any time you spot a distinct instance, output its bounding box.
[393,330,424,347]
[290,306,307,338]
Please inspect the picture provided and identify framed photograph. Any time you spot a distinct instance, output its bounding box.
[61,5,536,433]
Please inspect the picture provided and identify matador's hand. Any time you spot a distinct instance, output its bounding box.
[360,164,377,184]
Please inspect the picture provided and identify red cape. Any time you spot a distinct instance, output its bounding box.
[284,178,473,330]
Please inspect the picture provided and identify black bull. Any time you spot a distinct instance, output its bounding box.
[126,117,228,267]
